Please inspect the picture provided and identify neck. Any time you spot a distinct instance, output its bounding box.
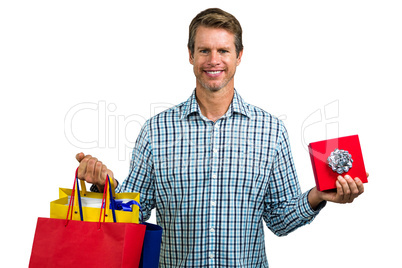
[196,87,234,122]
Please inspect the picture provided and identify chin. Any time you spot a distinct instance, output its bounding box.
[206,86,224,92]
[199,79,233,92]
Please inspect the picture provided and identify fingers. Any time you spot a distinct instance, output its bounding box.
[76,154,108,186]
[85,156,97,182]
[101,164,110,181]
[335,179,344,198]
[76,152,85,162]
[77,154,91,181]
[336,175,364,204]
[348,177,360,200]
[93,160,106,185]
[355,177,365,195]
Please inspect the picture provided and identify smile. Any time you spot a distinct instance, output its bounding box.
[204,70,224,77]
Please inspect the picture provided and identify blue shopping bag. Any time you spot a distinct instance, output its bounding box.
[139,222,163,268]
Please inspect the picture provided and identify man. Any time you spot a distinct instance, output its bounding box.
[76,8,365,267]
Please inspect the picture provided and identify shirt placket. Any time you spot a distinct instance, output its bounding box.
[208,120,220,267]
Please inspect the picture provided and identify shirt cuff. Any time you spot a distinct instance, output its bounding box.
[297,189,326,222]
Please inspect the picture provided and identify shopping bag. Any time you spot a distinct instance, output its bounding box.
[29,217,146,268]
[29,175,146,268]
[139,222,163,268]
[51,169,140,223]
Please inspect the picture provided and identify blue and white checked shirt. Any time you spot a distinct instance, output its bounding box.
[118,90,324,267]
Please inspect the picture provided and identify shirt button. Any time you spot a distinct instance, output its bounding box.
[211,201,216,206]
[213,148,218,153]
[210,228,215,233]
[212,174,217,179]
[209,253,214,259]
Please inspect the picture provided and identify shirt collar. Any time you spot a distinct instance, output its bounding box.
[181,89,251,120]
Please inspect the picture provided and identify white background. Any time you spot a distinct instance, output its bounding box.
[1,0,401,267]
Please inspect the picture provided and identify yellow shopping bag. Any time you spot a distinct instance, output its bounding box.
[50,170,140,223]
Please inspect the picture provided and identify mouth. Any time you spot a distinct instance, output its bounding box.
[204,70,224,77]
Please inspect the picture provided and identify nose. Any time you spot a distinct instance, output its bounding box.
[208,51,221,66]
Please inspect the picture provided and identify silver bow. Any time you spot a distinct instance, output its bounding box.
[327,149,353,174]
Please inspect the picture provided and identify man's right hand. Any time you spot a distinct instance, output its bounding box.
[76,152,115,192]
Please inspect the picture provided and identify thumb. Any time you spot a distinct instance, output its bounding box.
[76,152,85,162]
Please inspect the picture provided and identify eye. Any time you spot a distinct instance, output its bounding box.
[219,49,229,54]
[199,49,209,54]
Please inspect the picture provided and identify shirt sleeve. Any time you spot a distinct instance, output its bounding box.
[263,123,325,237]
[117,120,155,221]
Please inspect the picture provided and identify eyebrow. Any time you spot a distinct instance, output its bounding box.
[196,46,232,51]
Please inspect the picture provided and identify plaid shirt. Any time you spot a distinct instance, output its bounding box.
[118,90,324,267]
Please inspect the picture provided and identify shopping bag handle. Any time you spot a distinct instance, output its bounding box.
[65,168,90,224]
[65,169,118,228]
[108,176,117,223]
[70,168,87,218]
[73,168,87,196]
[98,174,118,228]
[65,170,84,225]
[75,176,84,221]
[99,173,117,223]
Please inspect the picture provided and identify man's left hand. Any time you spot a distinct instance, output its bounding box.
[308,173,367,210]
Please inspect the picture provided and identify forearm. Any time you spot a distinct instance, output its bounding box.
[308,187,326,211]
[264,191,325,236]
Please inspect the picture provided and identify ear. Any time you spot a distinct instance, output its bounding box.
[189,49,194,65]
[236,49,243,66]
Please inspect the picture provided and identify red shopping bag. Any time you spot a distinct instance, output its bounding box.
[29,174,146,267]
[29,217,146,267]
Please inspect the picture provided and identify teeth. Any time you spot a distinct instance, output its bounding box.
[206,71,221,74]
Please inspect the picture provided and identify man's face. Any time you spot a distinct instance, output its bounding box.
[189,26,243,93]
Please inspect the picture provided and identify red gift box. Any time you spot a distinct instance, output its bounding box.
[308,135,368,191]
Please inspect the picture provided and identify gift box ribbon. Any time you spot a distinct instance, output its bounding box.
[327,148,353,174]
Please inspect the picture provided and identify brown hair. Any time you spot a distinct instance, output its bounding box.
[188,8,243,58]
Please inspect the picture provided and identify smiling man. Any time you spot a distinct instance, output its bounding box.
[77,8,364,267]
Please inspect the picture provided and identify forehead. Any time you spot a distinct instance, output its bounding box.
[194,26,236,49]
